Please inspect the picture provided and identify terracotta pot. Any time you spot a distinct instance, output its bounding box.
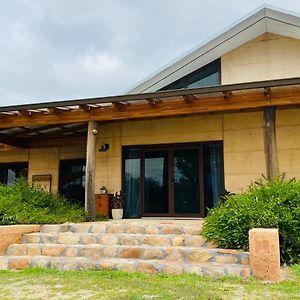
[111,209,123,220]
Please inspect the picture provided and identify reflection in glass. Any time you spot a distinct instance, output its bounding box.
[59,159,86,206]
[174,149,200,214]
[144,151,168,213]
[124,148,141,218]
[0,163,28,186]
[203,143,223,211]
[160,59,220,91]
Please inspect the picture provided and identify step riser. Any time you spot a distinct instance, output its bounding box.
[0,256,251,277]
[1,220,252,278]
[7,244,249,265]
[40,223,202,235]
[23,233,212,247]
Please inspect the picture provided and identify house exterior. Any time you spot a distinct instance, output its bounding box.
[0,6,299,220]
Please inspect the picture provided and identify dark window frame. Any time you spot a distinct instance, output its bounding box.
[160,59,221,91]
[58,158,86,206]
[122,141,224,218]
[0,162,29,185]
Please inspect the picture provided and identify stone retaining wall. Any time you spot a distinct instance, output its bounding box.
[0,225,41,255]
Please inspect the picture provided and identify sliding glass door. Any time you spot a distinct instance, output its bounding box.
[144,150,169,214]
[123,142,224,218]
[173,148,200,214]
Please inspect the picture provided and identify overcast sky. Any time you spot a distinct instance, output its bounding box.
[0,0,300,106]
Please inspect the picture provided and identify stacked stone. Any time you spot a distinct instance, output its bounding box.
[0,221,251,277]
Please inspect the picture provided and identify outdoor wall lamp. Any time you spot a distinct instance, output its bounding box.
[99,143,109,152]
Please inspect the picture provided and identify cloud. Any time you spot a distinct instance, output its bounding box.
[0,0,299,105]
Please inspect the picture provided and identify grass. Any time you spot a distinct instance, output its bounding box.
[0,265,299,300]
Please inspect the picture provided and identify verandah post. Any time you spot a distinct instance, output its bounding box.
[263,106,279,180]
[85,120,98,221]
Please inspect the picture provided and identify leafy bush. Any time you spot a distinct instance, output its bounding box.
[202,178,300,265]
[0,178,87,225]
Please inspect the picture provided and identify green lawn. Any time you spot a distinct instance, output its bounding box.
[0,266,299,300]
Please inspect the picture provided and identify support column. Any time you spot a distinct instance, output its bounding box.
[85,120,98,221]
[263,107,279,180]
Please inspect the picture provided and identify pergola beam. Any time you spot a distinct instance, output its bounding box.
[0,88,300,129]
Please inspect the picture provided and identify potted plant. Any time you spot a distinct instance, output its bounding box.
[111,191,124,220]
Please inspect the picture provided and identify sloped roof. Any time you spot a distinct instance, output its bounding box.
[127,6,300,94]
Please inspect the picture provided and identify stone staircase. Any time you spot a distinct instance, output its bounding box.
[0,220,251,277]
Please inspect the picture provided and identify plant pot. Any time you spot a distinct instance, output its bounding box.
[111,209,123,220]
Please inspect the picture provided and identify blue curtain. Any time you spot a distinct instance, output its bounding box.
[124,149,141,218]
[203,143,223,209]
[209,144,223,206]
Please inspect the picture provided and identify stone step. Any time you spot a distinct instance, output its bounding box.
[7,243,249,265]
[0,255,251,277]
[23,232,214,247]
[40,222,203,235]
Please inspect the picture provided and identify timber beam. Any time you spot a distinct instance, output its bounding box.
[0,88,300,129]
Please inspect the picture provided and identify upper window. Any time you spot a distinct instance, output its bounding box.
[160,59,220,91]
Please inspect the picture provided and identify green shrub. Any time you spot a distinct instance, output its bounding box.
[0,178,87,225]
[202,178,300,265]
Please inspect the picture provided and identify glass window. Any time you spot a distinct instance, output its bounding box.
[160,59,220,91]
[59,159,86,206]
[0,162,28,185]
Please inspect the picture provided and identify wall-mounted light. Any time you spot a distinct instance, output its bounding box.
[98,143,109,152]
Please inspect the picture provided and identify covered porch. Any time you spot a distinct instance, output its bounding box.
[0,77,300,220]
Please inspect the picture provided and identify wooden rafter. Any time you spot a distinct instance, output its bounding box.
[0,87,300,129]
[113,101,130,109]
[15,124,60,137]
[33,124,87,140]
[80,104,91,112]
[222,91,232,99]
[47,107,64,114]
[264,87,271,98]
[18,110,30,117]
[147,98,161,106]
